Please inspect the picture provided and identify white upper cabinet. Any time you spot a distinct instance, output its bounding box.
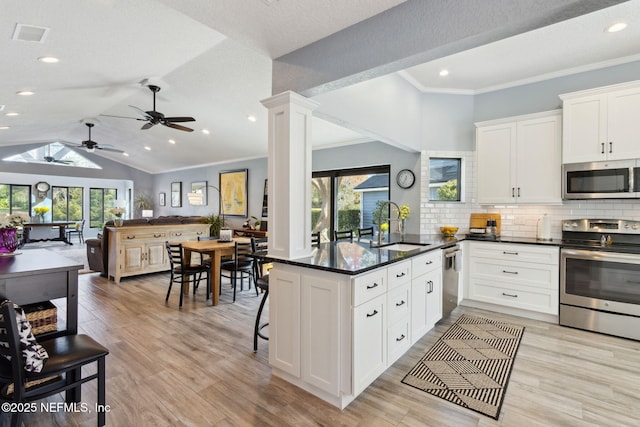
[561,80,640,164]
[476,110,562,205]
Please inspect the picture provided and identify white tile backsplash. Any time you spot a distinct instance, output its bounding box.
[420,150,640,239]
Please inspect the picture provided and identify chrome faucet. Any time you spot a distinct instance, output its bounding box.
[371,200,401,247]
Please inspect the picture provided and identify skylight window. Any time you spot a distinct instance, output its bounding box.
[2,142,102,169]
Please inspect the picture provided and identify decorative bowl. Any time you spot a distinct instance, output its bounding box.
[440,226,459,236]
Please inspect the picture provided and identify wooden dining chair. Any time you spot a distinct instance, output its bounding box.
[165,242,211,307]
[0,300,109,427]
[65,219,85,244]
[334,229,353,241]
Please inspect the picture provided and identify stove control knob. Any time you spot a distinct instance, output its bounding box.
[625,224,630,229]
[633,224,640,230]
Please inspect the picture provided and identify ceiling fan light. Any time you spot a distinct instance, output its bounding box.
[38,56,59,63]
[86,147,95,153]
[16,90,34,96]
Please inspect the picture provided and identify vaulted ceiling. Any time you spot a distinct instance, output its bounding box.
[1,0,638,174]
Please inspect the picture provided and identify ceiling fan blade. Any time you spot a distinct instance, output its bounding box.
[99,113,146,122]
[164,122,194,132]
[129,105,153,120]
[96,146,125,153]
[163,116,195,123]
[141,122,155,130]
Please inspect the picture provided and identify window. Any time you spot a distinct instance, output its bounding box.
[429,158,461,201]
[0,184,31,216]
[89,188,117,228]
[312,166,390,242]
[52,186,83,221]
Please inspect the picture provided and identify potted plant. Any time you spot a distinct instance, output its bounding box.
[203,214,223,238]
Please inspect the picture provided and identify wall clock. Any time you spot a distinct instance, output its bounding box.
[35,181,50,197]
[396,169,415,189]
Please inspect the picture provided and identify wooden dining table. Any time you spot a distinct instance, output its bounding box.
[181,238,249,306]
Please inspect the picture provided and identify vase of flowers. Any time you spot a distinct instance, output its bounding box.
[33,206,50,223]
[110,207,125,226]
[0,213,29,254]
[397,204,410,236]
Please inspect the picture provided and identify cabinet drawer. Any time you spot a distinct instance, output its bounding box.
[387,283,410,326]
[353,269,387,306]
[469,279,558,315]
[470,242,558,265]
[411,251,441,278]
[121,231,168,241]
[470,258,558,290]
[387,319,410,364]
[387,260,411,289]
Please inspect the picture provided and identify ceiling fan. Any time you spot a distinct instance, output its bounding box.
[42,144,72,164]
[101,85,195,132]
[71,123,124,153]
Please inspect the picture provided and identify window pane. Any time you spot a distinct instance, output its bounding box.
[312,176,331,242]
[52,187,68,221]
[52,186,84,221]
[0,185,8,216]
[429,158,461,201]
[11,185,30,216]
[68,187,83,221]
[89,188,103,228]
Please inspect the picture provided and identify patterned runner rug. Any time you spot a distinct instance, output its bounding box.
[402,314,524,420]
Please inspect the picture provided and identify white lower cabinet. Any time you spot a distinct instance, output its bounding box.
[268,250,444,409]
[411,251,443,344]
[467,241,559,316]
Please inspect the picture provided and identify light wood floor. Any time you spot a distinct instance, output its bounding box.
[4,266,640,426]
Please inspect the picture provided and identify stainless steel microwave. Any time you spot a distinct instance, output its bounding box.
[563,160,640,199]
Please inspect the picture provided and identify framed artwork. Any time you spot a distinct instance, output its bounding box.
[171,182,182,207]
[159,192,166,206]
[191,181,208,205]
[219,169,248,217]
[261,179,268,218]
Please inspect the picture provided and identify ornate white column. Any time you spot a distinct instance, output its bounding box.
[261,91,319,259]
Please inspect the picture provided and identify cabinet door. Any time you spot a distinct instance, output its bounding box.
[122,244,144,273]
[269,268,301,377]
[562,94,607,163]
[411,269,441,343]
[353,294,386,395]
[515,114,561,203]
[607,87,640,160]
[476,123,516,204]
[301,275,341,395]
[146,242,166,268]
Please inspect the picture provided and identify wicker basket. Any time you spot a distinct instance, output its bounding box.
[22,301,57,335]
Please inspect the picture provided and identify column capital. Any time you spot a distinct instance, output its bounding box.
[261,91,319,111]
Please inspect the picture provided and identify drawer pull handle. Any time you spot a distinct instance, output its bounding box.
[395,300,405,307]
[396,334,406,342]
[503,251,518,255]
[175,233,182,236]
[366,309,378,318]
[197,231,204,235]
[502,292,518,298]
[154,234,162,238]
[427,280,434,294]
[425,260,433,265]
[126,235,135,239]
[502,270,518,275]
[366,283,379,290]
[396,272,406,278]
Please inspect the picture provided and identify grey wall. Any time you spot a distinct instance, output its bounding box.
[152,157,268,230]
[474,60,640,122]
[312,140,421,233]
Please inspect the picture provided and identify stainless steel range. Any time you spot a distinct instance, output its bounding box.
[561,219,640,340]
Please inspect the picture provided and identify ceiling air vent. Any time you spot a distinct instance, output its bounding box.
[12,24,50,43]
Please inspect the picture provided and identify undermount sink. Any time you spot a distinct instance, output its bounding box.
[380,243,429,251]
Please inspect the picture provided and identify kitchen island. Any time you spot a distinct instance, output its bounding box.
[265,234,458,409]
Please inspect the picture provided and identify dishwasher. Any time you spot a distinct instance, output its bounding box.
[442,244,461,317]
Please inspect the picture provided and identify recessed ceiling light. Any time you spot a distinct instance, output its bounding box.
[202,129,210,135]
[247,115,257,122]
[439,69,449,77]
[144,146,151,151]
[123,152,129,157]
[607,22,627,33]
[38,56,59,63]
[5,112,19,116]
[0,126,10,130]
[17,90,34,96]
[168,139,176,144]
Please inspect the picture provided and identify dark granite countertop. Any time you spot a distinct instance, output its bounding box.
[262,232,568,276]
[265,233,461,275]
